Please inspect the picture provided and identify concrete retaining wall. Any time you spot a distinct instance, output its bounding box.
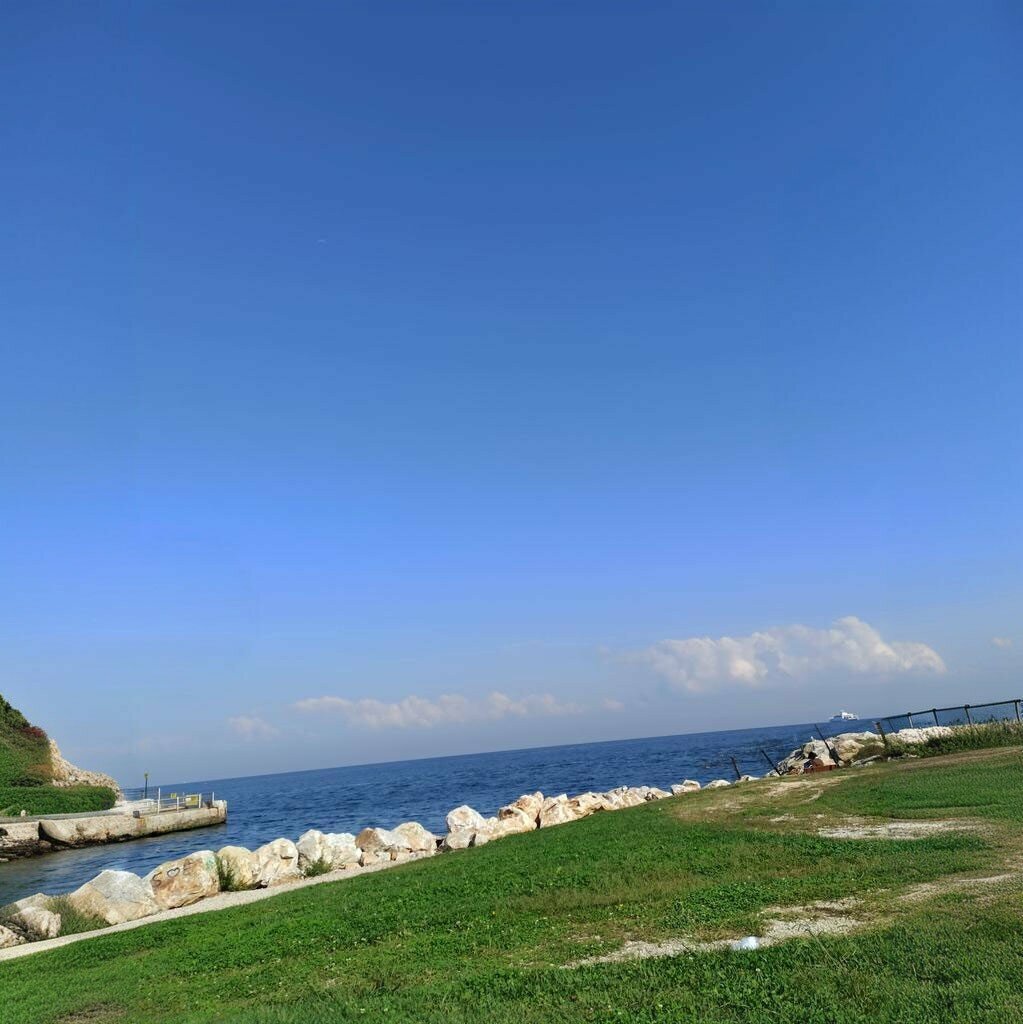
[0,802,227,862]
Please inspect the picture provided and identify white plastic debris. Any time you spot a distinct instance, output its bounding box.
[731,936,760,951]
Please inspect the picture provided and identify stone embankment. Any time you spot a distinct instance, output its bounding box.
[0,803,227,862]
[0,724,949,952]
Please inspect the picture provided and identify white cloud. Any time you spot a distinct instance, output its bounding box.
[293,690,591,729]
[992,636,1013,649]
[637,616,945,693]
[601,698,626,712]
[227,715,279,739]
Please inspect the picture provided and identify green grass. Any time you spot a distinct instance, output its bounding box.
[0,784,117,817]
[2,749,1023,1023]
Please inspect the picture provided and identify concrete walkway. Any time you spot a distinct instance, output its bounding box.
[0,857,404,963]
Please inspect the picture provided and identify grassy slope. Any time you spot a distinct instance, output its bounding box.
[0,694,115,816]
[3,749,1023,1023]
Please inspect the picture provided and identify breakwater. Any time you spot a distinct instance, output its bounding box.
[0,803,228,862]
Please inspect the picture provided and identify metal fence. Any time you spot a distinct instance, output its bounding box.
[121,790,218,814]
[716,696,1023,781]
[876,698,1022,734]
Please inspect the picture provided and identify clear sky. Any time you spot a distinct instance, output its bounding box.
[2,2,1021,785]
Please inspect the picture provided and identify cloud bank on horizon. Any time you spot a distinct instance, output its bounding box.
[241,616,945,739]
[293,691,604,729]
[637,615,945,693]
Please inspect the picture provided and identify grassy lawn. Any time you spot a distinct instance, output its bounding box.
[2,749,1023,1023]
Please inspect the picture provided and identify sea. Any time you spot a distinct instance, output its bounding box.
[0,716,877,906]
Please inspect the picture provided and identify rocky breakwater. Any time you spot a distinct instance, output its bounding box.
[0,775,736,950]
[773,724,958,775]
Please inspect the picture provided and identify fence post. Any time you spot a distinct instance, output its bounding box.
[964,704,973,725]
[1015,701,1021,724]
[875,721,890,751]
[932,708,940,727]
[729,756,742,781]
[760,749,783,776]
[157,788,161,814]
[907,712,916,728]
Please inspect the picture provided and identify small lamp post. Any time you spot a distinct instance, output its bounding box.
[144,772,149,800]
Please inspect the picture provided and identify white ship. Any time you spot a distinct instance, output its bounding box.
[829,709,858,722]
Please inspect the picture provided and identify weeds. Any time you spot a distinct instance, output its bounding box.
[303,857,333,878]
[215,855,241,893]
[889,720,1023,759]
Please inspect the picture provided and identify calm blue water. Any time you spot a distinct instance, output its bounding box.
[0,718,875,905]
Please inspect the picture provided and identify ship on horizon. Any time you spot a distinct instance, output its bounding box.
[829,709,858,722]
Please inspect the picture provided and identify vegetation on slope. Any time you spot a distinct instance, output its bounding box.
[0,693,116,817]
[888,718,1023,759]
[2,748,1023,1023]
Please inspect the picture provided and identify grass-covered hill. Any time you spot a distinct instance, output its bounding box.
[3,747,1023,1022]
[0,694,116,817]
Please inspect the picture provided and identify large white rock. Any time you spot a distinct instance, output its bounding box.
[494,807,537,835]
[568,792,605,817]
[254,838,302,886]
[499,792,544,821]
[645,787,672,800]
[216,846,261,889]
[8,905,61,940]
[446,805,487,832]
[393,821,436,854]
[539,794,579,828]
[0,925,25,948]
[671,780,701,795]
[441,828,476,851]
[831,731,881,762]
[323,832,362,868]
[296,830,333,871]
[148,850,220,910]
[705,779,731,789]
[67,869,159,925]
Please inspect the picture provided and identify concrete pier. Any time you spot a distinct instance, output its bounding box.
[0,802,227,861]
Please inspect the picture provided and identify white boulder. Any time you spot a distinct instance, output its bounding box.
[67,869,159,925]
[216,846,261,889]
[0,925,25,948]
[441,828,476,851]
[705,779,731,789]
[8,906,61,940]
[671,780,701,795]
[446,805,487,832]
[539,795,579,828]
[393,821,437,854]
[148,850,220,910]
[254,838,302,886]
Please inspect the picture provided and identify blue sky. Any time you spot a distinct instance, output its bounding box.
[2,2,1020,784]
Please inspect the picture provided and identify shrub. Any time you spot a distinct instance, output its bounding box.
[19,725,48,742]
[303,857,333,878]
[215,855,240,893]
[47,895,106,935]
[0,785,116,817]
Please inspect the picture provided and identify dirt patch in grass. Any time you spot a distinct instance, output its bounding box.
[54,1007,123,1023]
[567,897,868,966]
[817,819,981,840]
